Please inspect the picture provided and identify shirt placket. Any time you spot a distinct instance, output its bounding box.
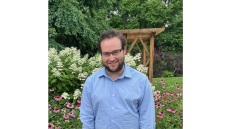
[110,80,117,128]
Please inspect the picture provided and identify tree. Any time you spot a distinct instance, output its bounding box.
[48,0,120,56]
[109,0,183,53]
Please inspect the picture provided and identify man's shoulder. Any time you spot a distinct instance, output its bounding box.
[85,67,104,82]
[127,66,148,80]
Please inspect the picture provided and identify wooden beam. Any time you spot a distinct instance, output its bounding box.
[135,42,143,56]
[145,59,149,67]
[123,33,128,55]
[143,40,147,66]
[127,37,138,53]
[127,33,152,39]
[139,58,143,65]
[139,38,150,56]
[118,28,165,36]
[148,34,155,82]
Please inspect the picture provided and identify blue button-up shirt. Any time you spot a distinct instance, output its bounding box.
[80,62,155,129]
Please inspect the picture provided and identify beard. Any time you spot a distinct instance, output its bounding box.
[103,57,125,73]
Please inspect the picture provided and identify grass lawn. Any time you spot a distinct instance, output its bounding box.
[152,77,183,86]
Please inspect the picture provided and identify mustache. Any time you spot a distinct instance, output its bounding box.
[108,60,118,63]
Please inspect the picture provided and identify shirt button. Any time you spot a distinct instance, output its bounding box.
[112,120,114,122]
[112,94,114,96]
[113,82,115,83]
[112,107,114,109]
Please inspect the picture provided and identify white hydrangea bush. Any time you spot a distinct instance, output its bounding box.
[48,47,148,100]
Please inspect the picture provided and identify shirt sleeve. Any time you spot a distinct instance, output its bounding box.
[138,77,155,129]
[80,79,95,129]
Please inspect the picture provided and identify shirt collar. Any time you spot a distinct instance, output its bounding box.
[98,62,132,79]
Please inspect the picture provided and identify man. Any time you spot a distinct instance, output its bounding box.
[80,29,155,129]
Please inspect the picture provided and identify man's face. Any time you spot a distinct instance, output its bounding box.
[100,37,126,73]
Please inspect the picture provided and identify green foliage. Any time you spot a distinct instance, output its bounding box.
[161,70,174,77]
[48,0,120,56]
[109,0,183,53]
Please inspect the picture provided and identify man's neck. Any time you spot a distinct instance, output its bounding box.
[106,65,125,81]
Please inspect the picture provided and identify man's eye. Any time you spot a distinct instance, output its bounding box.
[113,51,119,54]
[104,53,110,55]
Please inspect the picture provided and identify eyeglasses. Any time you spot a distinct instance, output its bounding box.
[101,48,123,57]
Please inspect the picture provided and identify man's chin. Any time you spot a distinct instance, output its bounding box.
[106,67,118,73]
[103,61,124,73]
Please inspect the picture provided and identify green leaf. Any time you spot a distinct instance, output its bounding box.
[59,77,63,81]
[57,88,62,93]
[69,74,74,79]
[57,82,62,89]
[69,81,74,86]
[49,75,54,80]
[51,79,57,84]
[64,86,70,91]
[63,75,68,79]
[69,93,73,99]
[59,99,65,104]
[62,83,66,86]
[48,83,52,87]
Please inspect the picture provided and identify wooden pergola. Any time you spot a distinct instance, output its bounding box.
[118,28,165,83]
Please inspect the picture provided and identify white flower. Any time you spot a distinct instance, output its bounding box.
[76,67,82,73]
[48,58,51,65]
[134,53,141,61]
[61,92,70,100]
[78,72,87,80]
[136,64,148,75]
[90,61,96,67]
[51,68,61,77]
[69,63,77,71]
[71,55,80,63]
[53,55,61,62]
[81,84,84,89]
[153,90,160,96]
[151,86,155,92]
[92,67,102,74]
[73,89,81,100]
[57,61,64,68]
[54,71,61,77]
[48,48,58,58]
[130,61,136,67]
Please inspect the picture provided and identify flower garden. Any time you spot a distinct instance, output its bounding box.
[48,47,183,129]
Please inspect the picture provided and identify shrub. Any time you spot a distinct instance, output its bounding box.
[161,70,174,77]
[153,48,183,78]
[153,48,165,78]
[173,52,183,77]
[48,47,148,102]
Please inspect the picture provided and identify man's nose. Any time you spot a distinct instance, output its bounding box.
[108,54,115,61]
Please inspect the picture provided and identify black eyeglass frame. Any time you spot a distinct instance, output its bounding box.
[101,48,123,56]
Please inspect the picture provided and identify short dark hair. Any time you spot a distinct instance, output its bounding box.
[98,29,126,53]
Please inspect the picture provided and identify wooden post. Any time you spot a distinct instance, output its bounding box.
[127,37,138,53]
[123,33,127,55]
[118,28,165,82]
[149,34,155,83]
[143,40,147,66]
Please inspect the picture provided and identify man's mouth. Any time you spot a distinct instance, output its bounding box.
[108,61,118,65]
